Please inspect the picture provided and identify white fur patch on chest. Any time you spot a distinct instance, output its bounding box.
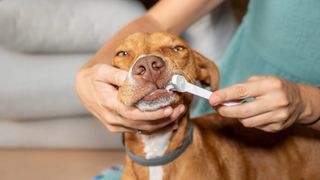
[142,131,172,180]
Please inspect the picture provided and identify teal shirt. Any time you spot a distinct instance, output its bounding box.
[193,0,320,117]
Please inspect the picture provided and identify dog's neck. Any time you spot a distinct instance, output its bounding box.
[124,112,190,162]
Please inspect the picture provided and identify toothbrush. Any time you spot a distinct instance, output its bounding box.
[166,75,244,106]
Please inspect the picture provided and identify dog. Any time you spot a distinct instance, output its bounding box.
[112,32,320,180]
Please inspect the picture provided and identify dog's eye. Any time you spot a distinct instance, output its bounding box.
[116,51,129,57]
[172,45,185,52]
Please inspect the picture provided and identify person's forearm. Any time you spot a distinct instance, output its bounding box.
[82,0,224,69]
[83,15,165,68]
[298,84,320,130]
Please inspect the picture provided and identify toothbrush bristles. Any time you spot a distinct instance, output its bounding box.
[165,84,175,92]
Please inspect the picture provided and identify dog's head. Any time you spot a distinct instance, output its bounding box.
[113,32,219,111]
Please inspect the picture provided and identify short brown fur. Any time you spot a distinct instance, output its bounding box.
[113,32,320,180]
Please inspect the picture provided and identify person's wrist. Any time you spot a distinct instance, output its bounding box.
[296,84,320,125]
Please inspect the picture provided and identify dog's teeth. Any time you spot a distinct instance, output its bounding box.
[165,84,175,92]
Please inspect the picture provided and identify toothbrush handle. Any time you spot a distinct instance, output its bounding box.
[185,82,244,106]
[185,82,212,99]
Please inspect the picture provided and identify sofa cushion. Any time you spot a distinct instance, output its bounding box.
[0,0,145,53]
[0,47,92,120]
[0,116,122,148]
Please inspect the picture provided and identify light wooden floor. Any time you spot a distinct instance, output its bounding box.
[0,149,125,180]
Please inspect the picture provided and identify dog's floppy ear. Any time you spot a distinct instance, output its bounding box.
[193,51,220,91]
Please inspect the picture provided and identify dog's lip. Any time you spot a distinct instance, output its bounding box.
[129,71,176,106]
[140,88,174,102]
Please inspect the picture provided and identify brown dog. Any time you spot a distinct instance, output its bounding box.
[112,32,320,180]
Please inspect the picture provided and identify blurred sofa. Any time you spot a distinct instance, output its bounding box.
[0,0,237,149]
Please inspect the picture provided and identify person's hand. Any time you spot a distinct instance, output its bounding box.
[209,76,316,133]
[76,64,185,134]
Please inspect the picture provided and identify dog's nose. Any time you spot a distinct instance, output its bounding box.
[133,55,165,82]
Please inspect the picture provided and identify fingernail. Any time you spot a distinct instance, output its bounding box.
[179,105,185,113]
[173,122,178,130]
[210,94,221,106]
[119,73,127,83]
[164,107,173,116]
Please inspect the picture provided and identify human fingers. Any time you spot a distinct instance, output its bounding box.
[102,106,184,134]
[100,93,175,121]
[95,80,179,132]
[138,104,186,134]
[126,104,185,133]
[169,104,186,122]
[93,64,128,86]
[132,104,185,123]
[216,97,276,119]
[256,121,294,133]
[239,108,298,132]
[94,104,176,134]
[246,75,266,82]
[87,105,136,133]
[209,80,267,106]
[119,106,174,121]
[97,90,183,127]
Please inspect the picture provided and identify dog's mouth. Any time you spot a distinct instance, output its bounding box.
[135,83,177,111]
[141,88,172,101]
